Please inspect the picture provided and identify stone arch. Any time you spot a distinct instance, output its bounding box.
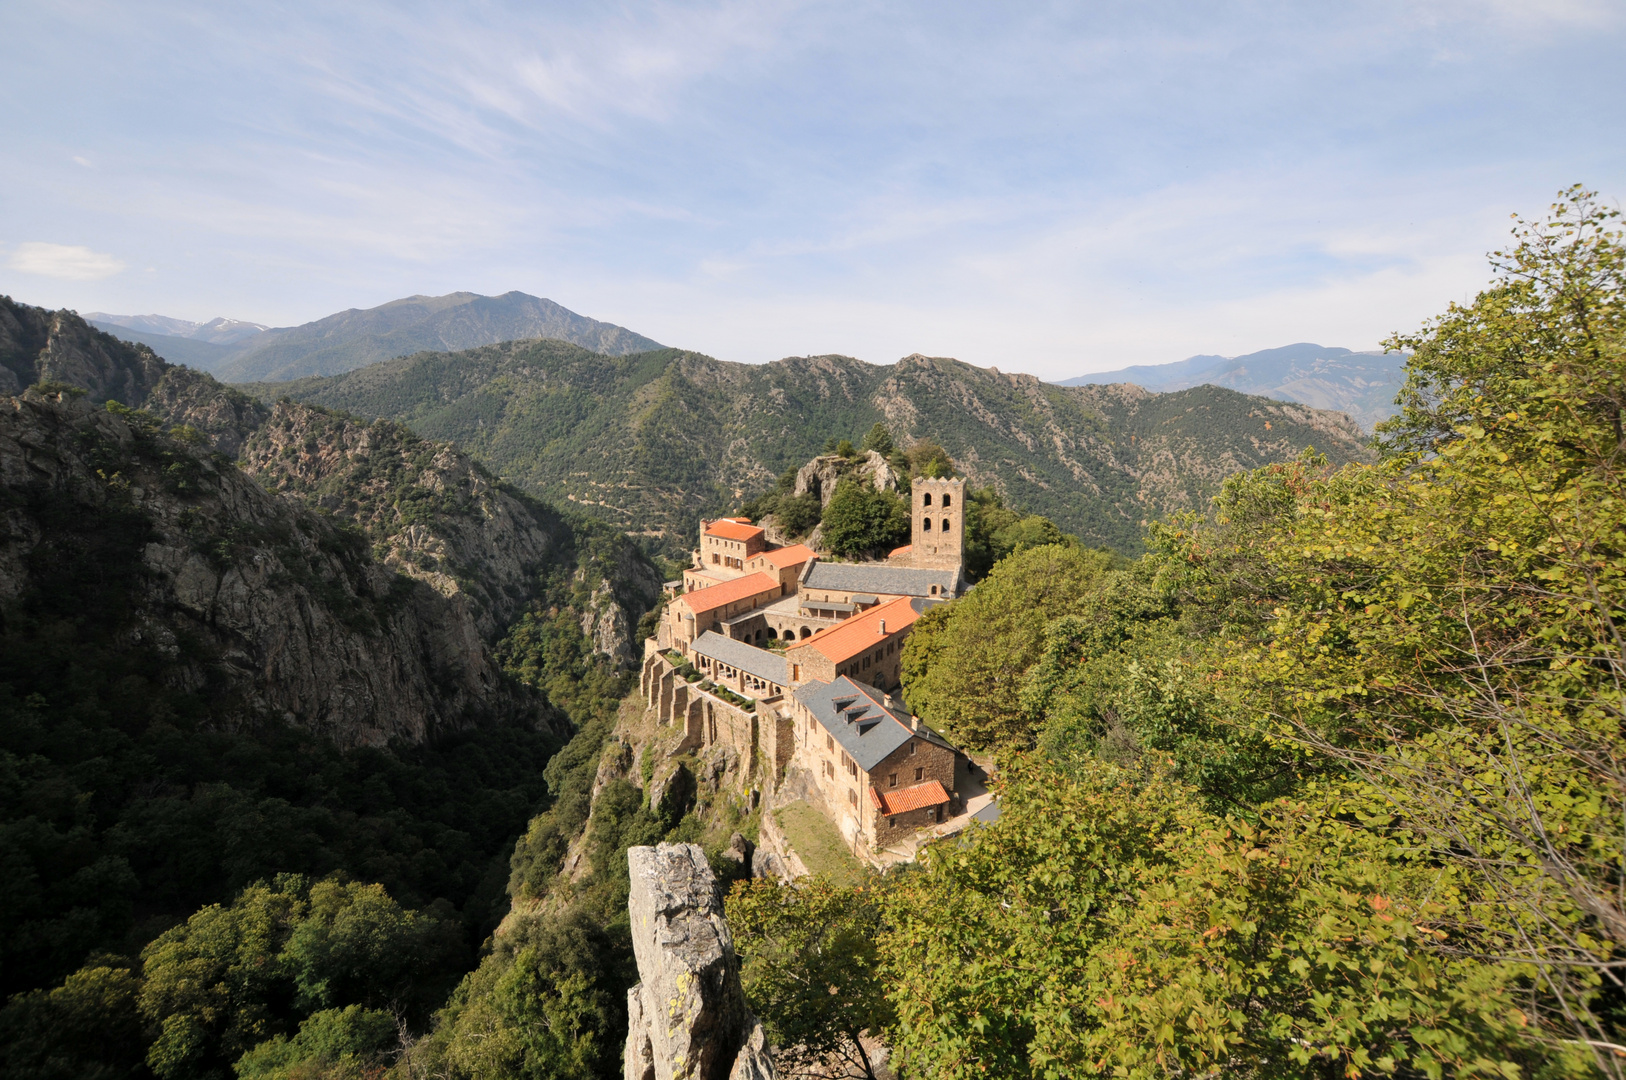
[800,626,813,639]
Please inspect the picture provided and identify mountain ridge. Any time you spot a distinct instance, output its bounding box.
[1058,341,1406,430]
[88,290,664,382]
[240,341,1374,557]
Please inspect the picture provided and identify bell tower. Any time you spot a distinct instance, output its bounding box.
[910,476,965,572]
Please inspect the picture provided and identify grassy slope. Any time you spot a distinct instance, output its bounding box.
[241,343,1375,555]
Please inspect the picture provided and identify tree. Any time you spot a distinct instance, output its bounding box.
[903,439,955,478]
[819,479,909,558]
[963,486,1077,578]
[900,543,1115,750]
[0,961,147,1080]
[726,878,893,1080]
[859,423,894,456]
[233,1005,397,1080]
[880,761,1536,1080]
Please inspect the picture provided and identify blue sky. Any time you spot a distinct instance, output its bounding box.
[2,1,1622,378]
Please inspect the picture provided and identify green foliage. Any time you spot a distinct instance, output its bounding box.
[233,1006,396,1080]
[136,874,455,1080]
[0,960,147,1080]
[900,544,1116,750]
[881,763,1537,1080]
[727,877,893,1080]
[860,422,894,456]
[836,438,856,457]
[962,486,1080,579]
[820,478,909,558]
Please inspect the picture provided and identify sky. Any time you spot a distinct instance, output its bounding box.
[1,1,1622,379]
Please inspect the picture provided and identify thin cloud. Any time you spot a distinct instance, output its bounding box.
[7,242,125,280]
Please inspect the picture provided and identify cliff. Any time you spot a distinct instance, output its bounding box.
[624,843,774,1080]
[0,295,662,745]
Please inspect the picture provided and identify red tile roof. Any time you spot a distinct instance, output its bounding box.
[678,571,781,616]
[888,543,913,558]
[790,595,920,664]
[872,780,950,815]
[754,544,817,568]
[704,519,764,542]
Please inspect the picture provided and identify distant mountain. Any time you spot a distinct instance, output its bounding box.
[1058,343,1407,430]
[87,291,664,383]
[214,291,663,382]
[84,323,240,370]
[86,312,268,344]
[238,342,1374,556]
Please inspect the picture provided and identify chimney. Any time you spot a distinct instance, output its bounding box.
[878,619,886,635]
[911,715,919,732]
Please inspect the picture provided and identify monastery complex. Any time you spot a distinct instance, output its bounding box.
[641,476,981,863]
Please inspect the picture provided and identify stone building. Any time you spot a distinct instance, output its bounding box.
[789,676,960,853]
[684,517,769,591]
[784,595,932,691]
[666,571,784,652]
[645,473,975,863]
[889,476,966,572]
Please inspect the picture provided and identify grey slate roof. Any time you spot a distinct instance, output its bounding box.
[801,561,960,599]
[792,676,956,772]
[692,632,789,687]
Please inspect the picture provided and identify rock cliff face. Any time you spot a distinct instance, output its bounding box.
[0,296,662,746]
[624,843,774,1080]
[0,387,551,747]
[792,449,901,507]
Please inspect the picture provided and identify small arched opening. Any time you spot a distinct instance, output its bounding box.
[800,627,813,639]
[922,492,932,507]
[942,517,950,532]
[922,517,933,531]
[942,493,952,508]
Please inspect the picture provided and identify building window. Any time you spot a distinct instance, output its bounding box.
[922,492,932,506]
[827,734,834,752]
[888,817,896,828]
[909,742,916,755]
[915,767,924,781]
[942,517,950,531]
[930,584,939,596]
[942,493,952,508]
[922,517,932,531]
[849,790,857,807]
[889,773,897,787]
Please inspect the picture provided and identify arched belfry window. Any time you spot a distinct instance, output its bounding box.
[922,492,932,507]
[922,517,932,531]
[942,517,951,532]
[942,493,952,508]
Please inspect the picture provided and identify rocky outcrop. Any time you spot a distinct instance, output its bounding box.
[0,300,167,403]
[0,386,562,748]
[792,450,900,508]
[624,843,775,1080]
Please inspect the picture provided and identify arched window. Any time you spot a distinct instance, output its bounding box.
[942,493,951,508]
[942,517,950,532]
[930,584,939,596]
[922,517,932,531]
[922,492,932,507]
[800,627,813,639]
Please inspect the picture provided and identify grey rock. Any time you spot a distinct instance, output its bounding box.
[721,832,754,870]
[649,762,696,822]
[749,847,787,882]
[623,844,775,1080]
[792,450,900,509]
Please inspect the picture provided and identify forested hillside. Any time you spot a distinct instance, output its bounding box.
[242,345,1371,555]
[723,188,1626,1077]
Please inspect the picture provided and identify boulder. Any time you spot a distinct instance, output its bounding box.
[623,843,775,1080]
[721,831,754,871]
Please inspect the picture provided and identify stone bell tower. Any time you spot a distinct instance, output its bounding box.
[910,476,965,572]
